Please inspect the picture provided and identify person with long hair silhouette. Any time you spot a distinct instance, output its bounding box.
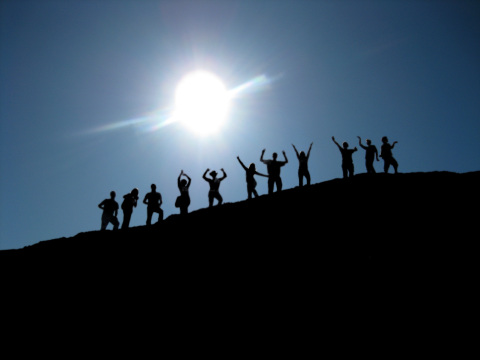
[98,191,119,230]
[292,142,313,186]
[237,156,268,199]
[380,136,398,174]
[203,168,227,207]
[357,136,379,174]
[260,149,288,194]
[176,170,191,215]
[121,188,139,229]
[332,137,357,179]
[143,184,163,225]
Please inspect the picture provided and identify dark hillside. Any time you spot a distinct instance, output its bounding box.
[2,171,477,348]
[3,171,477,274]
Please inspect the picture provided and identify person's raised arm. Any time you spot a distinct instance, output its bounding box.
[292,144,300,159]
[332,136,341,150]
[392,141,398,149]
[357,136,367,150]
[237,156,248,171]
[306,142,313,159]
[260,149,266,163]
[203,169,209,181]
[282,151,288,164]
[185,173,191,187]
[220,168,227,181]
[178,171,183,189]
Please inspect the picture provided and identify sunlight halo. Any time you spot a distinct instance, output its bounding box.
[173,71,230,136]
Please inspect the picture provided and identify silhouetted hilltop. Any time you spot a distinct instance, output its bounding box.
[3,171,478,270]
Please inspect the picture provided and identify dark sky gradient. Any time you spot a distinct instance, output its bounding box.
[1,0,479,249]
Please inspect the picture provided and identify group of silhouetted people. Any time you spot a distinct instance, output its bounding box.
[98,182,164,231]
[332,136,398,178]
[98,136,398,230]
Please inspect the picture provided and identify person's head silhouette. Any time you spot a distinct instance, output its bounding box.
[272,152,278,160]
[249,163,256,171]
[110,191,116,199]
[131,188,139,198]
[343,142,349,149]
[151,184,156,191]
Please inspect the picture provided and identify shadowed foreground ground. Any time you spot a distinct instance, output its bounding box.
[1,171,477,351]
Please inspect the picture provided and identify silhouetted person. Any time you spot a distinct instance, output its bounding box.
[143,184,163,225]
[237,156,268,199]
[358,136,379,174]
[98,191,119,231]
[121,188,139,229]
[176,170,191,215]
[332,136,357,179]
[292,142,313,186]
[260,149,288,194]
[380,136,398,174]
[203,168,227,207]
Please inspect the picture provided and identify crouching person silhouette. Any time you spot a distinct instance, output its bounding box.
[203,168,227,207]
[237,156,268,199]
[143,184,163,225]
[332,136,357,179]
[260,149,288,194]
[176,170,191,215]
[121,188,139,229]
[98,191,119,230]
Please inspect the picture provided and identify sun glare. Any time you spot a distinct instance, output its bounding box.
[174,71,230,135]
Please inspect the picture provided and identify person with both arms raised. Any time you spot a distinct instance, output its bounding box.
[260,149,288,194]
[203,168,227,207]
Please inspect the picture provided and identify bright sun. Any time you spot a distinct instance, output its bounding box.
[174,71,230,135]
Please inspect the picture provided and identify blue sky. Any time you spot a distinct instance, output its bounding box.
[1,0,479,250]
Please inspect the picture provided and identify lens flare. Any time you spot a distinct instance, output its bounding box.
[82,73,281,136]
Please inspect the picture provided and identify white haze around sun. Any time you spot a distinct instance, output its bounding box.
[173,71,230,136]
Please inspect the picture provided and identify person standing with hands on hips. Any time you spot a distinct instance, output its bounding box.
[143,184,163,225]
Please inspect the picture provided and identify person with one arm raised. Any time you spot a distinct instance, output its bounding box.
[237,156,268,200]
[380,136,399,174]
[332,136,357,179]
[357,136,379,174]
